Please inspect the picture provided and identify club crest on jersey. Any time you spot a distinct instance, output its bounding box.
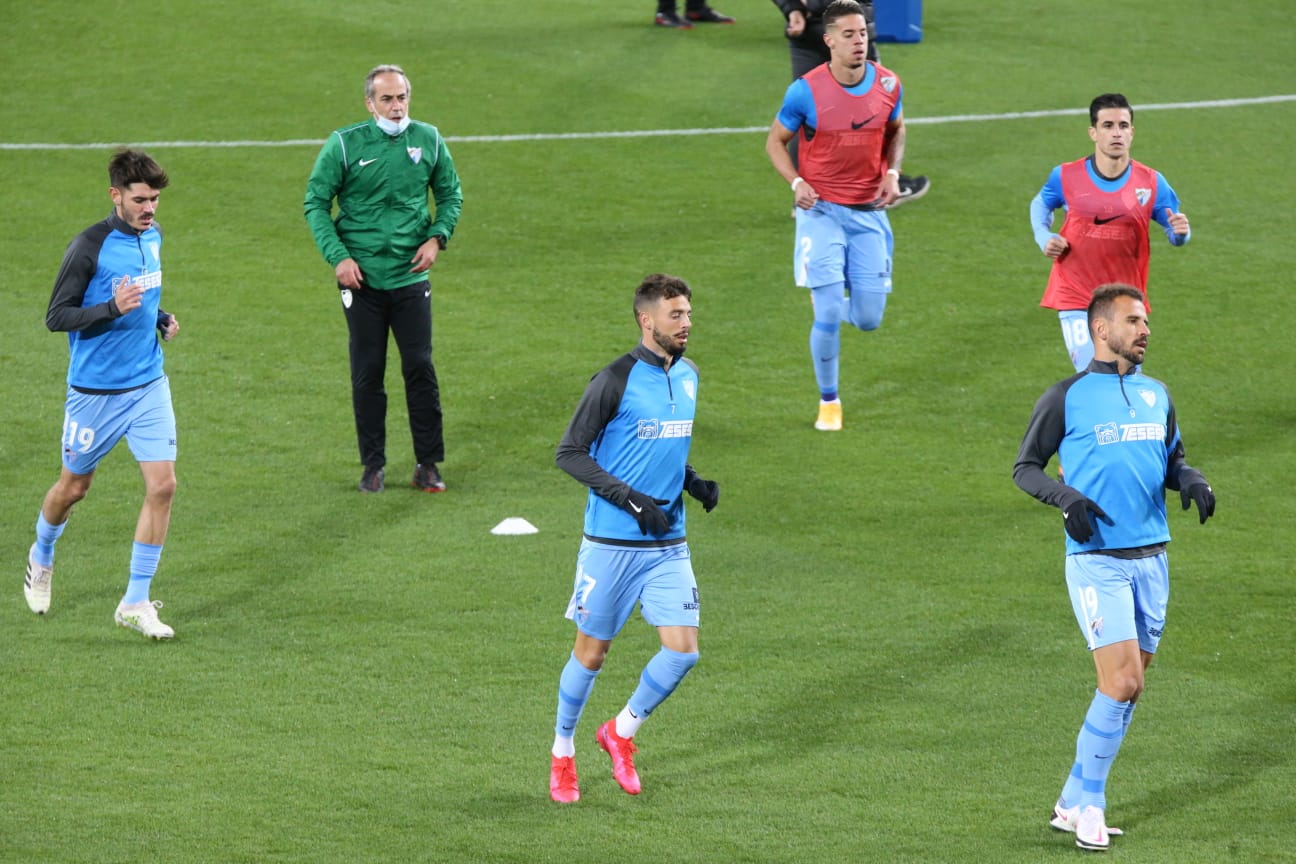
[148,241,160,262]
[1135,187,1151,206]
[407,147,422,164]
[1090,616,1104,639]
[683,379,696,401]
[880,76,897,94]
[1138,389,1157,407]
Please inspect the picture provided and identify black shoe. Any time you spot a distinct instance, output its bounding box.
[654,11,693,28]
[887,174,930,209]
[413,463,447,493]
[358,466,384,493]
[685,6,735,23]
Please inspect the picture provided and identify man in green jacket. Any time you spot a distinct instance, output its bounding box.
[305,64,463,493]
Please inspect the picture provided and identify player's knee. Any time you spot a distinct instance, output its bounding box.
[147,473,178,503]
[1106,672,1144,703]
[663,648,699,677]
[850,310,884,331]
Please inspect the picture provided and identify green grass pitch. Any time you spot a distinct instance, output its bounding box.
[1,1,1293,861]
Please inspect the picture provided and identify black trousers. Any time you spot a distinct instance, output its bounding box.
[341,282,443,470]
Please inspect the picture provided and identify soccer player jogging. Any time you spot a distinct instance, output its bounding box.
[548,274,721,803]
[1013,284,1216,851]
[765,0,907,432]
[25,149,182,639]
[1030,93,1191,371]
[305,64,463,494]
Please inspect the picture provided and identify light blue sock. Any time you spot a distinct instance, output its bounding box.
[1058,761,1084,810]
[123,541,163,605]
[627,647,699,719]
[809,282,846,397]
[1076,690,1130,812]
[555,653,600,738]
[34,512,67,568]
[1122,700,1138,736]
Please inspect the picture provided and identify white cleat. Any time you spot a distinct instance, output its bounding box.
[1074,805,1112,852]
[115,600,175,640]
[1051,800,1122,836]
[25,544,53,614]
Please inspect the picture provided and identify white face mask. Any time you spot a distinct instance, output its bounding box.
[375,115,411,136]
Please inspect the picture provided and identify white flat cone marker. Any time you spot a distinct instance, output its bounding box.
[491,517,538,535]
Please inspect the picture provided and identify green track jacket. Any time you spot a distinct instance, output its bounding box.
[305,118,463,289]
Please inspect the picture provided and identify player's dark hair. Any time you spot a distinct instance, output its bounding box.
[634,273,691,318]
[1090,93,1133,125]
[108,149,168,191]
[823,0,866,30]
[365,64,409,100]
[1087,283,1144,329]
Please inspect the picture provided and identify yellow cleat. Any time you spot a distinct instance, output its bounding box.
[815,400,843,431]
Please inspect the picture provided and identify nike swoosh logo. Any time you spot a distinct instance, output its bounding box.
[628,501,642,514]
[358,158,377,167]
[850,114,879,130]
[1062,510,1070,518]
[1093,215,1123,225]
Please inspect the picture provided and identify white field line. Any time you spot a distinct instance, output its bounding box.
[2,95,1293,151]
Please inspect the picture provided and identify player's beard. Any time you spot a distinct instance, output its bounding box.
[1111,337,1146,367]
[652,327,687,358]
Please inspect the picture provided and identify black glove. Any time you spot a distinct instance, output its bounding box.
[622,489,670,536]
[1181,481,1215,524]
[685,470,720,513]
[1058,487,1112,543]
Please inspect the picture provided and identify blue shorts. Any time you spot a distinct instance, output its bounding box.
[1058,309,1093,372]
[60,376,177,474]
[564,539,699,640]
[793,201,894,292]
[1065,552,1169,654]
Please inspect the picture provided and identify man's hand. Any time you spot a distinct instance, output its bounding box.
[1058,487,1112,543]
[1180,481,1215,524]
[409,238,442,274]
[1043,234,1070,260]
[685,472,720,513]
[622,490,670,536]
[335,258,364,290]
[112,274,144,315]
[1165,207,1190,238]
[159,313,179,342]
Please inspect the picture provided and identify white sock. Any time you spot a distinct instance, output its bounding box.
[552,735,575,758]
[615,705,644,739]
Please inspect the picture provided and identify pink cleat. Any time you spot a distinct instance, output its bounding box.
[596,720,641,795]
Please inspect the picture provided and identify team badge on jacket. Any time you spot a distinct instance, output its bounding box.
[407,147,422,164]
[1135,187,1151,206]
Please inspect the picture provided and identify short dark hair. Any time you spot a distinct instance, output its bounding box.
[1090,93,1133,126]
[633,273,691,318]
[1087,283,1144,330]
[108,148,168,191]
[823,0,866,30]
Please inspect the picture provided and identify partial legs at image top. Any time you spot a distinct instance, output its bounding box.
[685,5,735,23]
